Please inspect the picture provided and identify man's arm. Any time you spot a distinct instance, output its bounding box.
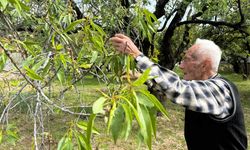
[136,55,232,118]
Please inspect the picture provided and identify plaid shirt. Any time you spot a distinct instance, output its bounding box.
[136,55,232,118]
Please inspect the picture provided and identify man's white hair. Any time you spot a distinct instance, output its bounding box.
[195,38,222,72]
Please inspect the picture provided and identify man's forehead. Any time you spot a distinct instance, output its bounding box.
[185,44,199,54]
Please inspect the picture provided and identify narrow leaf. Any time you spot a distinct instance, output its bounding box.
[0,130,2,144]
[90,20,105,36]
[56,69,65,84]
[56,44,64,50]
[24,66,43,80]
[133,90,147,136]
[57,137,65,150]
[107,101,116,133]
[79,63,92,69]
[139,89,169,119]
[59,53,67,69]
[132,68,151,86]
[136,92,154,107]
[64,19,84,33]
[148,108,157,138]
[77,121,99,135]
[74,131,86,150]
[90,51,98,63]
[121,104,132,140]
[86,114,96,150]
[140,105,152,150]
[110,105,125,143]
[119,96,142,129]
[0,0,8,9]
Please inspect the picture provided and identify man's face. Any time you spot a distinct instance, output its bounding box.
[179,45,203,80]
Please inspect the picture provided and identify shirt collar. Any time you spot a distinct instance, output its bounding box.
[209,73,219,79]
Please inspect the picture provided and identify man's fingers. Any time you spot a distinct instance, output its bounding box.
[109,33,139,56]
[110,42,126,52]
[114,34,130,40]
[109,37,124,43]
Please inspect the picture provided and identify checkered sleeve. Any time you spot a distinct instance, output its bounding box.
[136,55,232,118]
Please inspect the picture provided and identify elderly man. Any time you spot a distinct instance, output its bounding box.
[110,34,248,150]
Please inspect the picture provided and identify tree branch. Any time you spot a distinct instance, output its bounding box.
[71,0,83,19]
[154,0,170,19]
[176,19,249,35]
[121,0,130,8]
[237,0,244,25]
[157,9,178,32]
[177,0,248,35]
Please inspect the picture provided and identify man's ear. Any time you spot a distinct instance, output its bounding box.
[202,59,212,71]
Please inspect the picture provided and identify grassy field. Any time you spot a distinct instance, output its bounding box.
[0,71,249,150]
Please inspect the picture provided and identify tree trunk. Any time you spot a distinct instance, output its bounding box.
[159,0,192,69]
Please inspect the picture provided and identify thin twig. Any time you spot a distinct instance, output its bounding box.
[33,94,40,150]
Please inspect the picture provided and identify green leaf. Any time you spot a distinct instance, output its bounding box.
[0,130,2,144]
[85,114,96,150]
[74,131,87,150]
[64,19,84,33]
[14,39,35,56]
[57,69,65,84]
[56,44,64,50]
[79,63,92,69]
[19,0,30,11]
[90,20,105,36]
[0,53,7,71]
[41,61,51,76]
[32,59,45,72]
[2,52,7,63]
[8,0,29,16]
[124,55,131,82]
[110,105,125,143]
[8,0,21,12]
[121,104,132,140]
[119,96,142,130]
[140,105,152,150]
[87,114,97,140]
[77,121,99,135]
[51,33,56,48]
[139,89,169,119]
[136,91,154,107]
[59,53,67,69]
[92,97,107,114]
[57,137,73,150]
[133,91,147,136]
[76,47,85,62]
[148,108,157,138]
[90,51,98,63]
[132,68,151,86]
[0,0,8,9]
[90,36,103,49]
[107,101,117,133]
[57,137,66,150]
[24,66,43,80]
[143,9,158,23]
